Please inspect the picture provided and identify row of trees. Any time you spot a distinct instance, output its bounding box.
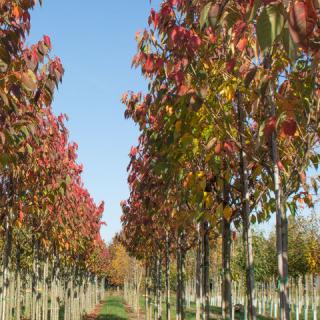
[121,1,320,320]
[107,214,320,291]
[0,1,108,319]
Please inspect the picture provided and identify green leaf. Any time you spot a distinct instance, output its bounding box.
[200,2,212,29]
[208,4,221,28]
[256,4,285,52]
[21,126,29,138]
[287,202,297,216]
[0,153,10,167]
[66,175,72,185]
[246,0,262,22]
[26,143,33,154]
[0,46,10,64]
[0,88,9,106]
[59,185,65,195]
[282,26,297,63]
[222,9,241,29]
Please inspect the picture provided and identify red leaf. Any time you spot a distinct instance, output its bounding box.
[264,116,277,138]
[18,211,24,223]
[149,8,159,28]
[214,142,222,155]
[143,55,154,73]
[226,58,236,73]
[223,141,238,154]
[43,35,52,49]
[130,147,138,157]
[289,0,317,47]
[236,37,248,51]
[280,118,297,137]
[277,161,285,171]
[177,84,189,96]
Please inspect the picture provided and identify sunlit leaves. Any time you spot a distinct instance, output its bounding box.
[257,4,285,52]
[288,0,317,47]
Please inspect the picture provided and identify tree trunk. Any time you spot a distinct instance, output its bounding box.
[222,217,232,320]
[202,220,210,320]
[15,246,21,320]
[196,223,202,320]
[165,232,171,320]
[176,233,182,320]
[0,215,12,320]
[146,265,149,320]
[237,92,256,320]
[269,84,290,320]
[177,231,186,320]
[157,255,162,320]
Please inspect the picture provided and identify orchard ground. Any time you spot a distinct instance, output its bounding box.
[95,293,312,320]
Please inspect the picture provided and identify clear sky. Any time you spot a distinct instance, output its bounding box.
[28,1,161,243]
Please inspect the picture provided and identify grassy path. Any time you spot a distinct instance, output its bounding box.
[97,296,129,320]
[95,294,320,320]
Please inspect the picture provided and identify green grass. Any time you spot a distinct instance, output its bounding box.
[139,295,275,320]
[140,295,196,320]
[98,295,128,320]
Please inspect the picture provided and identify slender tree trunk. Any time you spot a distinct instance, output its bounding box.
[237,92,256,320]
[202,220,210,320]
[181,247,186,320]
[157,255,162,320]
[1,215,12,320]
[268,84,290,320]
[42,259,49,320]
[146,265,149,320]
[165,232,171,320]
[15,246,21,320]
[222,217,232,320]
[8,269,14,319]
[147,266,152,320]
[222,172,232,320]
[153,258,158,320]
[177,231,186,320]
[196,223,202,320]
[176,234,181,320]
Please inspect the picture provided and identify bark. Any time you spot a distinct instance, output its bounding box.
[196,223,202,320]
[222,171,232,320]
[145,265,149,320]
[176,234,181,320]
[0,215,13,320]
[222,217,232,320]
[157,255,162,320]
[202,220,210,320]
[269,84,290,320]
[176,231,186,320]
[15,246,21,320]
[237,92,256,320]
[146,266,152,320]
[153,258,158,320]
[165,232,171,320]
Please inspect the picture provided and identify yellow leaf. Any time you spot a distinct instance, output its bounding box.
[216,203,224,217]
[197,171,205,178]
[175,120,182,133]
[223,206,233,222]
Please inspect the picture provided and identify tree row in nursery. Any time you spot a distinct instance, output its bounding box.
[115,216,320,320]
[0,1,109,319]
[121,1,320,320]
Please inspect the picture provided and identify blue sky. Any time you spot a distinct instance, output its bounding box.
[28,1,161,242]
